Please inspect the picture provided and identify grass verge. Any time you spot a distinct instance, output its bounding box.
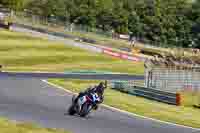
[0,30,144,74]
[49,79,200,128]
[0,118,70,133]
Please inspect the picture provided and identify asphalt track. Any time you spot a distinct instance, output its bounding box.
[0,77,198,133]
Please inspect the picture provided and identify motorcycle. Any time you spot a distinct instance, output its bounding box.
[68,92,101,117]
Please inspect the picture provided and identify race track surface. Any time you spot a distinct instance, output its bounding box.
[0,78,198,133]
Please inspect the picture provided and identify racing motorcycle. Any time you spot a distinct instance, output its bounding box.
[68,92,101,117]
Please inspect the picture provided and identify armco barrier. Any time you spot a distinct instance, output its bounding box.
[65,70,119,74]
[0,23,10,29]
[111,85,181,105]
[0,72,145,80]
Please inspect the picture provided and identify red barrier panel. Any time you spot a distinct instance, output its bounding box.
[103,49,140,62]
[120,53,139,61]
[100,45,140,62]
[103,50,120,57]
[100,46,113,51]
[121,54,129,59]
[126,55,139,61]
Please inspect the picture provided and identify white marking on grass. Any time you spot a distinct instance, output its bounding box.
[42,79,200,131]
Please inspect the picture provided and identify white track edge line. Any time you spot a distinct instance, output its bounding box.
[41,79,200,131]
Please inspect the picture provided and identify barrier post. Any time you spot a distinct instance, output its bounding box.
[176,93,182,106]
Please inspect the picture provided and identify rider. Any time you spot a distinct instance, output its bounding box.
[74,81,107,109]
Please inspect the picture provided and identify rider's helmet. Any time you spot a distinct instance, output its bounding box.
[95,82,106,96]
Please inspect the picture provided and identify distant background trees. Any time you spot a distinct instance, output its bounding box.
[1,0,200,48]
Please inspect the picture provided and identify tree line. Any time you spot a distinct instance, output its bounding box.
[1,0,200,48]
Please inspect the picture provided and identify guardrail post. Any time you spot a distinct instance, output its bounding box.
[176,93,182,106]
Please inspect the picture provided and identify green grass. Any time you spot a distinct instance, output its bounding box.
[49,79,200,128]
[0,118,70,133]
[180,90,200,107]
[0,30,144,73]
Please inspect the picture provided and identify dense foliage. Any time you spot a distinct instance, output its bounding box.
[1,0,200,48]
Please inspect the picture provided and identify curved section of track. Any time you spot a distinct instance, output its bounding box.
[0,78,198,133]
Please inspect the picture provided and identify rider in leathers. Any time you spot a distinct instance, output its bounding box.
[74,82,106,110]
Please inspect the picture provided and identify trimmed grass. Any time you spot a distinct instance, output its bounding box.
[181,90,200,107]
[0,118,70,133]
[0,30,144,74]
[49,79,200,128]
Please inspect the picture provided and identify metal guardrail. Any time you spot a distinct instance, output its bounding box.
[111,85,180,105]
[65,70,121,74]
[0,72,144,80]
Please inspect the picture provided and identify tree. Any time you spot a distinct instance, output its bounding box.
[129,0,192,47]
[112,0,129,33]
[96,0,113,31]
[190,0,200,48]
[0,0,26,10]
[6,0,196,48]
